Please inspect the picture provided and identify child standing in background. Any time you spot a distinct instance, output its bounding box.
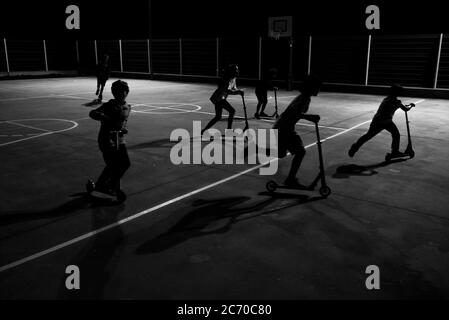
[95,54,111,102]
[254,67,278,119]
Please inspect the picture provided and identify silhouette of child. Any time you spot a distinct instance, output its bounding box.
[201,64,244,135]
[254,67,278,119]
[89,80,131,196]
[274,75,321,188]
[348,84,413,158]
[95,54,111,102]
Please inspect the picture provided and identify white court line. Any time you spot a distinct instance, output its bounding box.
[259,118,346,131]
[0,119,79,147]
[133,103,202,114]
[133,101,347,131]
[0,134,40,137]
[51,94,346,130]
[0,84,196,102]
[0,119,373,273]
[0,95,62,102]
[5,121,51,133]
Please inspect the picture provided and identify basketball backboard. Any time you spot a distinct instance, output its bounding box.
[268,16,293,39]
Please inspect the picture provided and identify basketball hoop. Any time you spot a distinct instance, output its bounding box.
[269,31,281,40]
[268,16,292,40]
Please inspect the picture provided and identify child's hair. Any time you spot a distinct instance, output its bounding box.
[111,80,129,98]
[389,84,403,96]
[224,64,239,78]
[301,75,322,93]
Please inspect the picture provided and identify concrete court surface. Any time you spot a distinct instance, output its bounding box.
[0,77,448,299]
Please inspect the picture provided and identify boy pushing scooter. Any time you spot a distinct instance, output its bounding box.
[272,75,322,189]
[348,84,414,160]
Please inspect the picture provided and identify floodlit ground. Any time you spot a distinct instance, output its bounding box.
[0,77,448,299]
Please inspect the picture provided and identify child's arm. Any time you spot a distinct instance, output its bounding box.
[227,78,244,96]
[89,105,110,122]
[400,102,415,112]
[228,89,244,96]
[118,106,132,135]
[395,98,414,112]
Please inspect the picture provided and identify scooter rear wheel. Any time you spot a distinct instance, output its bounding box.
[116,190,127,203]
[319,186,331,198]
[86,180,95,193]
[266,181,278,193]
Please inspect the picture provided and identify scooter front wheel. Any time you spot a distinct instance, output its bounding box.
[86,180,95,193]
[116,190,127,203]
[266,181,278,193]
[319,186,331,198]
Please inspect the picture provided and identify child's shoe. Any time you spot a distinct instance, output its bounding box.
[390,150,406,158]
[348,144,358,157]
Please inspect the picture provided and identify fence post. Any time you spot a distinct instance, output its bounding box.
[307,36,312,75]
[288,38,294,91]
[147,39,151,74]
[434,33,443,89]
[94,40,98,65]
[179,38,183,75]
[75,40,80,67]
[119,40,123,72]
[258,37,262,80]
[216,37,220,77]
[43,40,49,71]
[3,38,10,73]
[365,35,372,86]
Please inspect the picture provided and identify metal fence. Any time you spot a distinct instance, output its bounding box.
[1,35,449,89]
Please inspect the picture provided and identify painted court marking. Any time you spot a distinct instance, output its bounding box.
[0,119,79,147]
[51,94,347,131]
[0,99,426,272]
[0,119,372,273]
[133,103,202,114]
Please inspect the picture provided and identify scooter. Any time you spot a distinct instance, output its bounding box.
[86,130,127,204]
[385,103,415,162]
[241,94,250,132]
[266,121,331,198]
[270,87,280,119]
[86,179,127,204]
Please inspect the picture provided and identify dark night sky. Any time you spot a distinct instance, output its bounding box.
[0,0,447,39]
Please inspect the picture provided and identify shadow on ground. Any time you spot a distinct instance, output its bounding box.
[83,99,102,107]
[136,193,323,254]
[57,203,126,299]
[0,192,125,240]
[332,158,408,179]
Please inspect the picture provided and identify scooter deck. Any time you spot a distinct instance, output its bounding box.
[86,180,126,203]
[385,151,415,162]
[267,182,313,191]
[266,180,331,197]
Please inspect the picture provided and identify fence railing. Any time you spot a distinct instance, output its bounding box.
[1,35,449,89]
